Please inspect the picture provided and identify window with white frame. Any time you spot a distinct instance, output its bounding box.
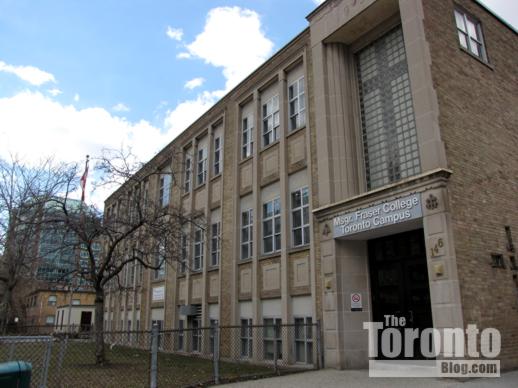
[46,315,55,325]
[48,295,57,306]
[191,317,202,352]
[240,318,253,358]
[291,187,310,247]
[262,95,280,147]
[288,77,306,131]
[154,242,166,280]
[197,147,207,186]
[210,222,220,267]
[241,209,253,260]
[193,227,204,271]
[294,317,313,364]
[454,9,487,61]
[263,198,281,254]
[184,155,192,193]
[242,116,254,159]
[159,171,171,207]
[213,136,222,175]
[263,318,282,360]
[180,233,188,273]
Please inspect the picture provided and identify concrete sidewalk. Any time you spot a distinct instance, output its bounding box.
[219,369,518,388]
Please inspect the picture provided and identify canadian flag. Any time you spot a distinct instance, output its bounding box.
[80,155,89,202]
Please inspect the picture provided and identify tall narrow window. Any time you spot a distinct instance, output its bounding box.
[184,155,192,193]
[291,187,310,247]
[193,227,204,271]
[241,209,253,260]
[191,316,202,352]
[154,242,166,280]
[240,318,253,358]
[197,147,207,186]
[262,95,280,147]
[294,317,313,364]
[158,172,171,207]
[180,233,188,273]
[242,116,254,159]
[263,198,281,254]
[454,9,487,61]
[213,137,222,175]
[211,222,220,266]
[263,318,282,360]
[288,77,306,131]
[357,26,421,190]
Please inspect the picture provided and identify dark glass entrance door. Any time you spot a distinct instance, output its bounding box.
[368,229,433,359]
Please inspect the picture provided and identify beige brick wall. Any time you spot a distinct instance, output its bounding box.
[423,0,518,368]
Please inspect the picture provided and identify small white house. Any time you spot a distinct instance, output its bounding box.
[54,304,95,333]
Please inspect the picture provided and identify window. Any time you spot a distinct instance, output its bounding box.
[454,9,487,61]
[263,198,281,254]
[294,317,313,364]
[242,116,254,159]
[48,295,57,306]
[357,26,421,190]
[262,95,280,146]
[241,209,253,260]
[213,136,222,175]
[72,299,80,306]
[210,222,220,267]
[291,187,310,247]
[240,318,253,358]
[159,172,171,207]
[154,243,166,280]
[193,227,204,271]
[197,147,207,186]
[263,318,282,360]
[288,77,306,131]
[180,233,188,273]
[191,317,202,352]
[184,155,192,193]
[178,320,185,351]
[46,315,55,325]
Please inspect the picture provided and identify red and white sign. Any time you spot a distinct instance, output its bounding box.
[351,293,362,310]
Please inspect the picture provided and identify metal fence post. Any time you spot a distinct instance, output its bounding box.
[213,324,220,385]
[273,333,278,374]
[316,320,324,370]
[150,324,159,388]
[58,335,68,372]
[40,338,53,388]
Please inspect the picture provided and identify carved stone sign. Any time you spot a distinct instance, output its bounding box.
[333,194,422,238]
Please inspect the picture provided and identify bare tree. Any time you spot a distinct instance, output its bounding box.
[0,156,76,332]
[49,147,204,365]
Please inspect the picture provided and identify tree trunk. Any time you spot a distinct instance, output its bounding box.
[0,287,12,334]
[94,287,105,365]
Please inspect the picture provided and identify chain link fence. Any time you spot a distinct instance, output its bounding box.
[1,322,322,387]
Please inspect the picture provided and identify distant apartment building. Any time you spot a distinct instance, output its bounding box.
[104,0,518,369]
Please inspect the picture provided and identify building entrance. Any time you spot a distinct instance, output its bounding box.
[368,228,433,359]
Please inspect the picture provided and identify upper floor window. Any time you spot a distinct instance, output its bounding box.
[242,116,254,159]
[184,155,192,193]
[159,172,171,207]
[180,233,188,273]
[210,222,220,266]
[197,147,207,186]
[263,198,281,254]
[454,9,487,61]
[291,187,310,247]
[288,77,306,131]
[241,209,253,260]
[193,227,204,271]
[357,26,420,190]
[48,295,57,306]
[262,95,280,147]
[154,242,166,280]
[213,136,222,176]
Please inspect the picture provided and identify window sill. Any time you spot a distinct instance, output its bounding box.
[260,139,280,154]
[181,191,190,199]
[260,252,281,261]
[208,265,219,272]
[288,245,310,254]
[286,125,307,139]
[151,278,165,284]
[210,174,222,183]
[240,155,253,165]
[194,182,206,192]
[238,258,253,265]
[458,46,494,70]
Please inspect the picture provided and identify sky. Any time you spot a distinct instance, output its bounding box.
[0,0,516,207]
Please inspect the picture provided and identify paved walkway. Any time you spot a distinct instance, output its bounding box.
[219,369,518,388]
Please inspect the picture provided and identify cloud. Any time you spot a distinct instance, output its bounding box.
[176,52,191,59]
[0,91,168,207]
[0,60,56,86]
[74,93,80,102]
[184,77,205,90]
[112,102,130,112]
[48,88,62,97]
[183,7,274,91]
[166,26,183,41]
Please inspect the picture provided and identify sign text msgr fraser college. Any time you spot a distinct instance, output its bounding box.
[333,194,423,238]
